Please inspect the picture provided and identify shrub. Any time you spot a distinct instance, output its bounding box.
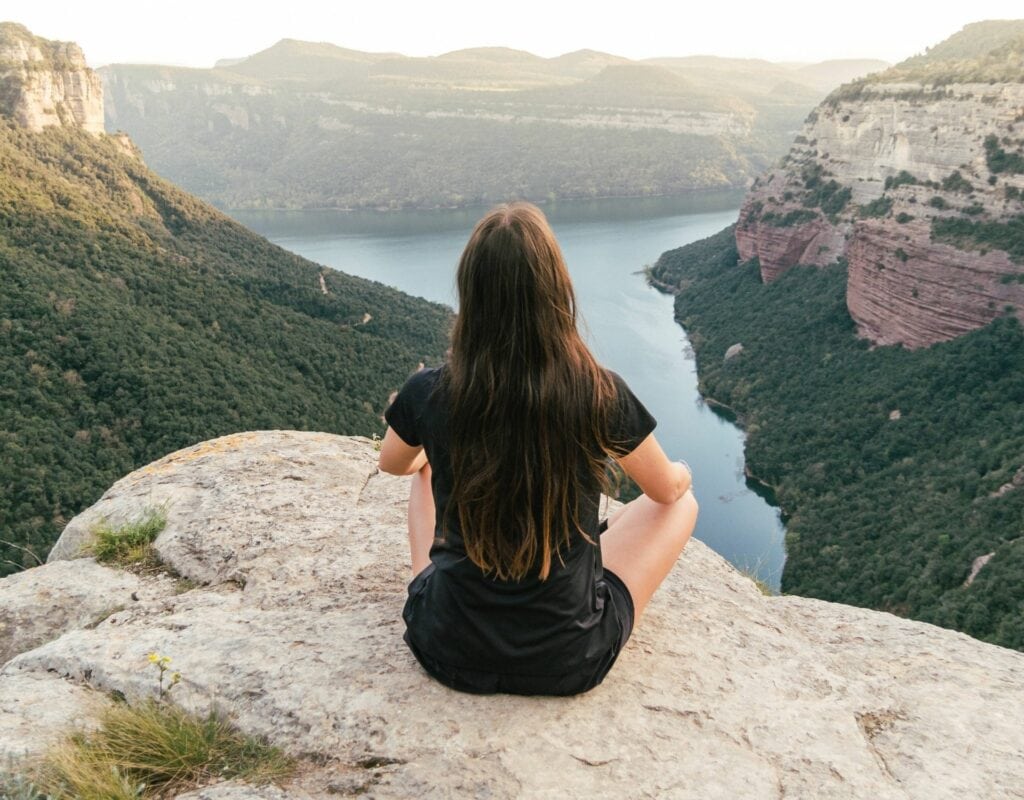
[858,197,893,218]
[762,209,818,228]
[941,171,974,194]
[885,170,919,190]
[984,134,1024,174]
[931,215,1024,263]
[87,508,167,569]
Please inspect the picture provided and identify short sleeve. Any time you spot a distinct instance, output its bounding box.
[607,370,657,455]
[384,368,438,447]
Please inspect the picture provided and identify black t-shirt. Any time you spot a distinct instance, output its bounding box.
[384,366,656,679]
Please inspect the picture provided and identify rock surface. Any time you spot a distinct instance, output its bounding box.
[2,430,1024,799]
[0,22,104,134]
[735,78,1024,348]
[0,558,175,665]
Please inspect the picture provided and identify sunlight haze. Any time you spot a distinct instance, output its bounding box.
[8,0,1024,67]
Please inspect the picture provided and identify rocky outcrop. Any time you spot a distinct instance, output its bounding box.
[0,22,104,134]
[3,431,1024,798]
[735,34,1024,348]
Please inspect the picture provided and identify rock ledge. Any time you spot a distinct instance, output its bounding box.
[2,431,1022,799]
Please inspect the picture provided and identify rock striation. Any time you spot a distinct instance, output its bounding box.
[0,22,104,134]
[2,431,1024,798]
[735,23,1024,348]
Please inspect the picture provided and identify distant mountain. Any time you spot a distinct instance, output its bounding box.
[0,24,450,573]
[101,40,886,210]
[226,38,397,82]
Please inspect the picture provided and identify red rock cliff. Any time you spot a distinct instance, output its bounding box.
[734,34,1024,348]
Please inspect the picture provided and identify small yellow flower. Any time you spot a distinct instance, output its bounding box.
[160,655,171,666]
[171,672,181,684]
[147,652,160,664]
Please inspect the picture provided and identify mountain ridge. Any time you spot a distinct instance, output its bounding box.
[100,37,885,210]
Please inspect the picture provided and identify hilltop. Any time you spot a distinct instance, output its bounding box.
[833,19,1024,94]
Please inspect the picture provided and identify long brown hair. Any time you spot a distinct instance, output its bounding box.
[442,202,622,581]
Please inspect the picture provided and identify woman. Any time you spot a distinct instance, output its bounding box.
[378,202,697,696]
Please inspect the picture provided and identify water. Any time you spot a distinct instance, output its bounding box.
[231,194,786,590]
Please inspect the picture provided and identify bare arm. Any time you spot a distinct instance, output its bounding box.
[378,427,428,476]
[615,433,691,504]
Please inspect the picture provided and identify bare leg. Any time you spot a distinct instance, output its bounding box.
[601,491,698,621]
[408,462,435,577]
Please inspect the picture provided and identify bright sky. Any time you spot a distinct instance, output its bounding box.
[5,1,1024,68]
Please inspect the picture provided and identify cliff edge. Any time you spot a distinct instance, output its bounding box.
[0,22,104,134]
[1,431,1022,798]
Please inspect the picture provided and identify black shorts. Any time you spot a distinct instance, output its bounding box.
[402,523,635,696]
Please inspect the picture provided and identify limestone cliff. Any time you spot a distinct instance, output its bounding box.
[2,431,1023,799]
[736,21,1024,348]
[0,22,103,134]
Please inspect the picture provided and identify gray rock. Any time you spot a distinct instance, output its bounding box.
[0,671,102,762]
[724,342,744,361]
[964,552,995,586]
[2,431,1022,799]
[175,781,310,799]
[0,559,174,667]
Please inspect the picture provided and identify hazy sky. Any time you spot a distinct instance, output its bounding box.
[6,1,1024,67]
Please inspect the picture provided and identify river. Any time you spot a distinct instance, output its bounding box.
[231,193,786,590]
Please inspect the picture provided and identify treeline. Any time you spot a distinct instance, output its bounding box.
[0,122,450,574]
[649,226,1024,650]
[114,103,774,211]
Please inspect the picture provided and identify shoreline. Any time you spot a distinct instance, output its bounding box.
[219,186,747,216]
[646,273,791,527]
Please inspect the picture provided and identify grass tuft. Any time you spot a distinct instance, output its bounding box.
[0,767,53,800]
[735,555,779,597]
[32,697,294,799]
[87,508,168,570]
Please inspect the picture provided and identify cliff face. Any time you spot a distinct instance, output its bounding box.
[0,22,103,134]
[736,26,1024,348]
[2,432,1024,798]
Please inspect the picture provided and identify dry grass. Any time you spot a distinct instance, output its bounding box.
[31,697,294,799]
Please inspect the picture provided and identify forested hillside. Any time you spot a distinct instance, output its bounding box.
[649,227,1024,650]
[0,121,450,573]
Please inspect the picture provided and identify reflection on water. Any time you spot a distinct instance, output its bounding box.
[231,193,786,590]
